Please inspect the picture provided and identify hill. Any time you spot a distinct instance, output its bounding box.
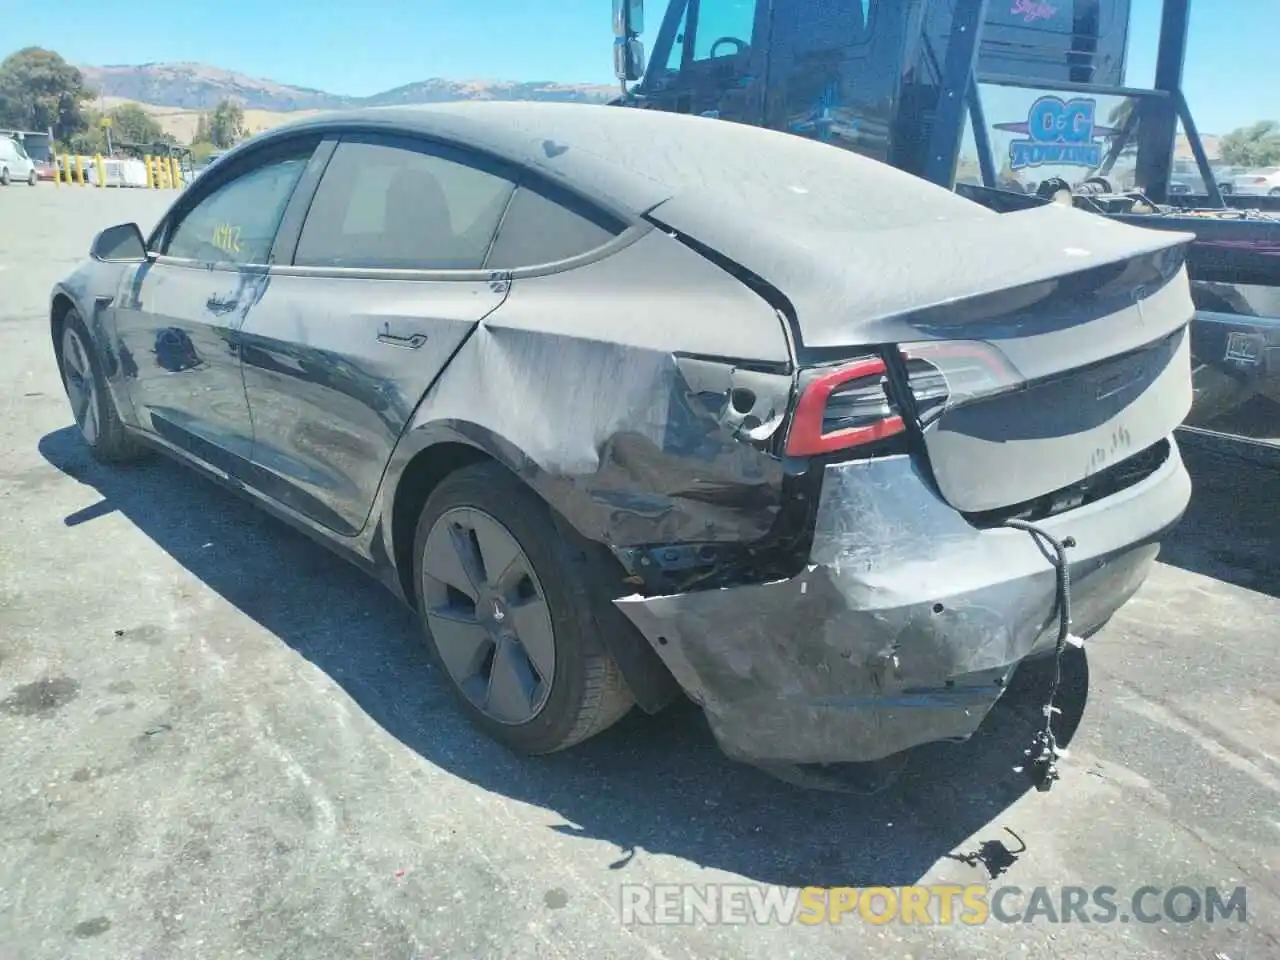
[79,62,616,113]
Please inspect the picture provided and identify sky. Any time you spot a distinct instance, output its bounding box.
[1,0,1276,133]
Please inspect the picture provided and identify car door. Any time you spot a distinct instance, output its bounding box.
[235,132,521,537]
[111,136,321,476]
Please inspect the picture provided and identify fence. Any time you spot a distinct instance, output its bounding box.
[52,154,185,190]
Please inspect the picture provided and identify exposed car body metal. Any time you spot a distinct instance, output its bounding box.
[52,102,1196,769]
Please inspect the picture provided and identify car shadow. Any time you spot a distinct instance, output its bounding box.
[1158,441,1280,599]
[40,425,1088,888]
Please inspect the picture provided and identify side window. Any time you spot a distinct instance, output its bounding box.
[164,149,313,265]
[292,138,516,271]
[484,185,626,270]
[692,0,757,61]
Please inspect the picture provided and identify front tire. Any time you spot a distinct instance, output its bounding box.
[57,308,147,463]
[412,461,633,755]
[0,167,9,186]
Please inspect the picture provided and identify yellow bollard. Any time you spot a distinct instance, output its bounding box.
[168,156,182,189]
[143,155,153,188]
[62,154,72,185]
[160,158,172,190]
[94,154,106,188]
[73,155,84,185]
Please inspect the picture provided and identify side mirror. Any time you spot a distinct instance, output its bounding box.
[90,222,148,263]
[612,0,643,37]
[614,37,647,82]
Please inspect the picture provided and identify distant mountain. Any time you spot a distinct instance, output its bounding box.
[79,62,616,112]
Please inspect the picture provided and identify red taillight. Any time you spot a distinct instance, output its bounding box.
[785,341,1024,457]
[785,357,906,456]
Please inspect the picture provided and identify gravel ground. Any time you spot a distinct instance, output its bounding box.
[1,184,1278,960]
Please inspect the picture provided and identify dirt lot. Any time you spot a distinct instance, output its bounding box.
[2,184,1279,959]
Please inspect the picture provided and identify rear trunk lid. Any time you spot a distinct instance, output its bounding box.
[651,195,1195,515]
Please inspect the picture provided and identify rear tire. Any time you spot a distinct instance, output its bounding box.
[57,308,148,463]
[412,461,634,755]
[28,169,38,186]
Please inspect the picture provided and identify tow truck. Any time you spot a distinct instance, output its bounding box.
[610,0,1280,459]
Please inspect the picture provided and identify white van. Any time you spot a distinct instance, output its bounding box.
[0,136,39,186]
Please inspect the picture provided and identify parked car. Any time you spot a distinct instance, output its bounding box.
[0,135,39,185]
[1167,162,1240,197]
[34,160,58,182]
[1231,167,1280,197]
[50,103,1195,781]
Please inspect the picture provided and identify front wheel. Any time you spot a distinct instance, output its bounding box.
[412,461,633,755]
[57,308,147,462]
[0,167,9,186]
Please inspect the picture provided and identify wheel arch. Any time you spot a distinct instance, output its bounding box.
[50,288,76,352]
[384,421,681,714]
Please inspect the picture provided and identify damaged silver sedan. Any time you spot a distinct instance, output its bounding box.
[51,102,1195,785]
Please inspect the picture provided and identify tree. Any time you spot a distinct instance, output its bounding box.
[0,47,95,142]
[1220,121,1280,169]
[107,102,166,145]
[206,98,247,149]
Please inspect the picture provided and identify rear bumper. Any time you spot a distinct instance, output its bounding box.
[614,441,1191,765]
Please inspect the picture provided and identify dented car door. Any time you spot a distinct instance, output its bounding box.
[236,134,519,537]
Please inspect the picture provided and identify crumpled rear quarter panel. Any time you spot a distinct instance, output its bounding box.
[392,227,797,550]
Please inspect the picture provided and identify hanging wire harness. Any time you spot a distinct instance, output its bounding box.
[1002,518,1079,792]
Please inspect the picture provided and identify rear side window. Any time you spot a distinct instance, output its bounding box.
[165,150,313,265]
[484,185,626,270]
[293,138,517,270]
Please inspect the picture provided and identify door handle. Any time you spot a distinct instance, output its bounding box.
[376,326,428,349]
[206,296,238,314]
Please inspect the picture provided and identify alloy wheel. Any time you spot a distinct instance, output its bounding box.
[420,506,556,724]
[61,325,101,446]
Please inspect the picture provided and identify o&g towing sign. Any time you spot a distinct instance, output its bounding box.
[995,95,1121,171]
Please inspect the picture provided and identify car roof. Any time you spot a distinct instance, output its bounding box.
[249,101,981,232]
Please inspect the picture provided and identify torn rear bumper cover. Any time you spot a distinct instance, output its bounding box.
[614,445,1191,766]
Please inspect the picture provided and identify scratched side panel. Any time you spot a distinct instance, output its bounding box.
[239,274,507,537]
[110,261,262,475]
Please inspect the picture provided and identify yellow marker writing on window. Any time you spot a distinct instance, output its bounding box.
[212,223,242,255]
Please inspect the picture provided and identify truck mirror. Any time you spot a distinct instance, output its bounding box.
[614,37,647,82]
[612,0,644,37]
